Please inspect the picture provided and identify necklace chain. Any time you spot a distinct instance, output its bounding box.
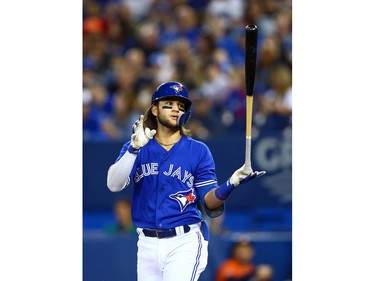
[156,139,179,146]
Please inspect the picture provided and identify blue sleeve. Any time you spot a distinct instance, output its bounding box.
[194,144,224,218]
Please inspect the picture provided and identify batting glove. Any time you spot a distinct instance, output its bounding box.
[214,165,266,200]
[229,164,266,187]
[128,115,156,154]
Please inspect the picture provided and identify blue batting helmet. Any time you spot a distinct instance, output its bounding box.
[152,81,192,109]
[152,81,192,127]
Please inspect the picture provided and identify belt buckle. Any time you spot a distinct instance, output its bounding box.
[155,230,162,238]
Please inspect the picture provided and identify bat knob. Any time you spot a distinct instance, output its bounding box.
[246,24,257,31]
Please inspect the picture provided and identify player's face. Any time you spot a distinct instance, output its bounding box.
[156,99,186,130]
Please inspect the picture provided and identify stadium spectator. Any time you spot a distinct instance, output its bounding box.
[113,58,139,93]
[244,0,264,27]
[256,63,292,130]
[105,197,137,235]
[83,0,108,36]
[256,0,278,38]
[151,46,179,84]
[199,60,231,106]
[275,7,292,67]
[135,21,163,67]
[215,240,256,281]
[123,47,154,90]
[83,88,108,141]
[100,90,140,141]
[160,5,201,49]
[195,30,217,66]
[133,86,154,114]
[255,36,283,94]
[187,89,224,140]
[220,66,247,130]
[206,0,245,25]
[105,4,137,58]
[169,38,197,86]
[121,0,154,21]
[250,264,274,281]
[88,82,114,115]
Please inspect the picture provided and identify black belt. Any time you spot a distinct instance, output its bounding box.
[142,225,191,239]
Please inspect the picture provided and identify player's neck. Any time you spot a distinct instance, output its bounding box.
[154,128,181,149]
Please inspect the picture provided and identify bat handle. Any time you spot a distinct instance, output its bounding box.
[244,136,253,173]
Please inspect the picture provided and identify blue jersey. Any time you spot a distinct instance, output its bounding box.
[115,136,223,229]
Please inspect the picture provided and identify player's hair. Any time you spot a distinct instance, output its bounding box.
[143,103,192,137]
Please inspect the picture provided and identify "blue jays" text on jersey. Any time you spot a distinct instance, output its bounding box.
[115,136,223,229]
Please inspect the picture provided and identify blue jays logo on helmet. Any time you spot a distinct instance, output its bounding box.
[169,188,196,212]
[170,85,184,93]
[152,81,192,108]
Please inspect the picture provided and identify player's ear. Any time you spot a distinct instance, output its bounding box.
[151,104,158,117]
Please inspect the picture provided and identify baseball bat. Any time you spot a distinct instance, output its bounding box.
[244,24,258,173]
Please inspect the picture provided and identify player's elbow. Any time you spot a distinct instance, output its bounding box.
[107,181,122,192]
[107,176,125,192]
[107,168,126,192]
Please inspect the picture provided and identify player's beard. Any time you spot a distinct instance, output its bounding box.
[157,115,179,132]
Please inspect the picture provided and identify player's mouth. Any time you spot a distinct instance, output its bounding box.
[170,115,179,121]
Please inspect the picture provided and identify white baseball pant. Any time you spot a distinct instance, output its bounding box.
[136,223,208,281]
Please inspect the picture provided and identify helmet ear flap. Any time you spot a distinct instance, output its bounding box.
[177,108,192,128]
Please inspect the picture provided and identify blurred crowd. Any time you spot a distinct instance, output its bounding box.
[83,0,292,142]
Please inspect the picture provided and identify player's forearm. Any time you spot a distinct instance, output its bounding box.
[204,179,248,211]
[107,151,136,192]
[204,189,225,210]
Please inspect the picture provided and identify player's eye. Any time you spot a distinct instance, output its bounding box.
[178,104,186,112]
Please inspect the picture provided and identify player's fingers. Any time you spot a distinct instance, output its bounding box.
[132,122,139,133]
[145,128,157,139]
[133,116,143,131]
[149,129,156,138]
[249,171,266,180]
[131,133,136,142]
[239,169,251,178]
[138,115,145,130]
[144,127,150,138]
[254,171,266,177]
[144,128,150,138]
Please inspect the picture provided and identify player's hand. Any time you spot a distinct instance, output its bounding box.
[128,115,156,154]
[229,164,266,187]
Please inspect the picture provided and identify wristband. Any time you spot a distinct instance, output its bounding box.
[214,180,235,201]
[127,145,140,155]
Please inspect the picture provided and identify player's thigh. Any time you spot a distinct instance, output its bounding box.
[137,236,163,281]
[163,231,208,281]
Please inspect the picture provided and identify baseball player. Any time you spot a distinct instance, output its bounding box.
[107,81,265,281]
